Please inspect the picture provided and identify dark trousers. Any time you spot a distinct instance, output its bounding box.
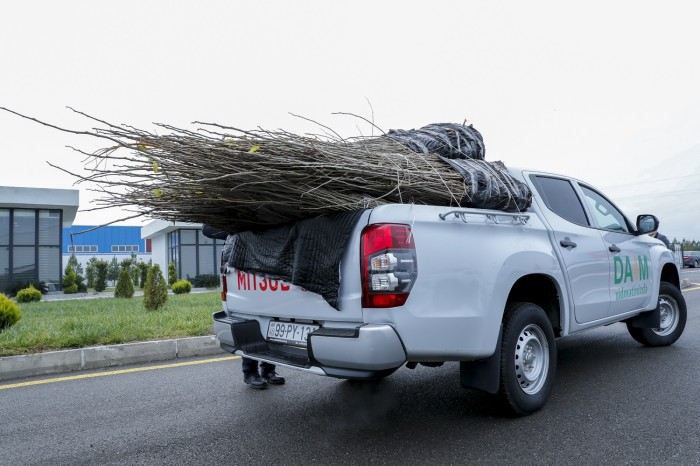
[242,357,276,376]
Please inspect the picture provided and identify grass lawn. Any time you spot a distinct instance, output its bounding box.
[0,291,221,357]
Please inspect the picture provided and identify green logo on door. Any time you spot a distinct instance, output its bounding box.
[613,255,649,285]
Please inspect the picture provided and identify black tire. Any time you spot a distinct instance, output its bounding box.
[627,282,687,347]
[498,302,557,416]
[695,260,699,268]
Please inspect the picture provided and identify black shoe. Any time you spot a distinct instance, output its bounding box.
[262,371,285,385]
[243,373,268,389]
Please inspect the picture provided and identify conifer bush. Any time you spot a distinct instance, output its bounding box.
[94,259,109,292]
[167,261,178,286]
[144,264,168,310]
[0,293,22,330]
[114,268,135,298]
[15,284,43,303]
[171,279,192,295]
[63,264,78,294]
[138,262,150,289]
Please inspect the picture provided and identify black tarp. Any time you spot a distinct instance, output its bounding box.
[220,210,367,310]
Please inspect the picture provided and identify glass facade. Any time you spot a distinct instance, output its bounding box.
[167,229,224,280]
[0,208,62,292]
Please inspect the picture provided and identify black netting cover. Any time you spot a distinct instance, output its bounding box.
[386,122,530,211]
[441,158,532,211]
[387,123,485,160]
[221,209,367,310]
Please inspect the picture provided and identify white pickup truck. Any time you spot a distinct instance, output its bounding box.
[213,167,686,415]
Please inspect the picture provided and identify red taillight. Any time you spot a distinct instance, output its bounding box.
[361,224,417,308]
[220,274,227,301]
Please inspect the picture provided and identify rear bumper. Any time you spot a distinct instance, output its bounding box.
[213,311,406,379]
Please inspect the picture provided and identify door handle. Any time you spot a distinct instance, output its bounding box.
[560,238,577,249]
[609,244,621,253]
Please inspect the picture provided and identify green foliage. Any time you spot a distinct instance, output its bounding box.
[63,284,78,294]
[171,279,192,294]
[114,268,135,298]
[679,239,700,251]
[67,254,84,276]
[75,274,88,293]
[94,260,109,292]
[0,291,220,356]
[167,261,178,286]
[16,285,43,303]
[63,264,78,294]
[0,293,22,330]
[144,264,168,310]
[138,262,150,289]
[107,257,120,285]
[4,280,47,297]
[191,274,220,288]
[86,260,96,289]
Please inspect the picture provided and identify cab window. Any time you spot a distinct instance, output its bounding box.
[530,175,590,226]
[579,185,630,233]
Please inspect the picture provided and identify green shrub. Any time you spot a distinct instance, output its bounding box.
[4,280,47,297]
[167,261,178,286]
[191,274,220,288]
[0,293,22,330]
[138,262,150,289]
[63,283,78,294]
[94,260,109,292]
[114,268,135,298]
[63,264,78,294]
[86,260,96,289]
[15,285,43,303]
[76,274,88,293]
[144,264,168,310]
[171,279,192,294]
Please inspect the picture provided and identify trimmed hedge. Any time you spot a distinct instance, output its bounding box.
[171,279,193,295]
[0,293,22,330]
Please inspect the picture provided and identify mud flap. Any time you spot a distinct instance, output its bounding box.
[459,325,502,394]
[626,307,661,328]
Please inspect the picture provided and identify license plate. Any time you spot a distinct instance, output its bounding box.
[267,321,319,347]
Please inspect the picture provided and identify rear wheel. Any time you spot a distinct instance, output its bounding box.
[499,302,557,416]
[627,282,687,347]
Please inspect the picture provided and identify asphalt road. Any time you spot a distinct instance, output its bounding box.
[2,285,699,466]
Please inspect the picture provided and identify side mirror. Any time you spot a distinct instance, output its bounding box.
[636,215,659,234]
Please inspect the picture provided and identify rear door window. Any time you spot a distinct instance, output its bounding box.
[530,175,590,226]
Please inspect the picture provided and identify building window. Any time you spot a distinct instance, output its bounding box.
[111,245,139,253]
[167,228,224,280]
[0,208,62,292]
[68,245,98,253]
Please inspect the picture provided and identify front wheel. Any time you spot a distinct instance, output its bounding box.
[499,302,557,416]
[627,282,687,347]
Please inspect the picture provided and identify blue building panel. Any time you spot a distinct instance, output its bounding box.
[62,225,148,255]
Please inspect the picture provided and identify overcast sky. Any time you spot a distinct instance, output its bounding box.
[2,1,699,240]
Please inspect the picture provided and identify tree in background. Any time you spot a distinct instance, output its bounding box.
[67,254,84,276]
[63,263,78,294]
[107,257,120,286]
[144,264,168,310]
[85,257,97,290]
[137,261,151,289]
[167,261,178,287]
[94,259,109,292]
[114,265,135,298]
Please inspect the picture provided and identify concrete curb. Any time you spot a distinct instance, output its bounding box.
[0,335,224,382]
